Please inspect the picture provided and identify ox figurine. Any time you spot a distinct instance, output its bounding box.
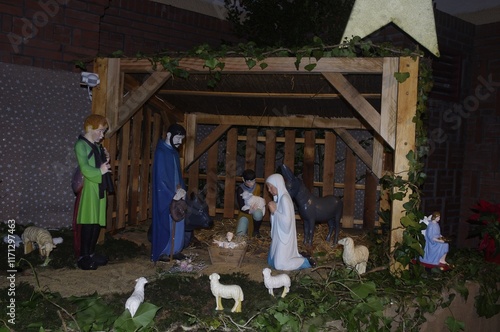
[183,192,214,232]
[148,192,214,244]
[280,164,343,246]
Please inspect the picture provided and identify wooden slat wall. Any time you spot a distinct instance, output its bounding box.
[107,120,379,233]
[107,107,167,233]
[193,127,376,228]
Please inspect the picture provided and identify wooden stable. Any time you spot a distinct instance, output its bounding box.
[91,56,419,271]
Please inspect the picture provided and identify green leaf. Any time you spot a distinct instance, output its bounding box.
[401,215,419,228]
[294,55,302,70]
[351,282,376,299]
[114,302,160,332]
[259,62,268,70]
[391,192,405,201]
[204,58,219,70]
[394,71,410,83]
[445,316,465,332]
[304,63,317,71]
[246,58,256,69]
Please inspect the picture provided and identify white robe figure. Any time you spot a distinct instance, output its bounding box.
[266,173,311,271]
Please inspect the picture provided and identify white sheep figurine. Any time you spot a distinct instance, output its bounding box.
[125,277,148,317]
[209,273,244,313]
[262,268,291,298]
[21,226,57,266]
[240,190,266,217]
[338,237,369,274]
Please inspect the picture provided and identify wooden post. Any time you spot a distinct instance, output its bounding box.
[390,57,419,275]
[322,132,336,196]
[224,128,238,218]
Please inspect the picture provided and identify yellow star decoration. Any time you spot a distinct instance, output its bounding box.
[341,0,440,57]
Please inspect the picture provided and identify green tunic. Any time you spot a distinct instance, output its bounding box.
[74,139,106,226]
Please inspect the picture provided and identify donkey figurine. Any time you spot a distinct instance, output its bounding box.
[280,164,343,246]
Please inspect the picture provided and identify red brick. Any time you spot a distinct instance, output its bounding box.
[64,8,101,23]
[0,3,23,16]
[64,44,98,57]
[64,16,100,31]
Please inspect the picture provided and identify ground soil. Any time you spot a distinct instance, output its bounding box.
[4,219,350,298]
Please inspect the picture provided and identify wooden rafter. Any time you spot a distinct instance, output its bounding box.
[119,57,384,74]
[334,128,373,170]
[184,123,232,171]
[323,72,382,137]
[124,75,183,124]
[108,71,172,135]
[194,114,365,129]
[158,89,381,99]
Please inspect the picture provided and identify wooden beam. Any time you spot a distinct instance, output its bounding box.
[184,124,232,171]
[184,114,197,171]
[380,57,399,149]
[343,147,356,228]
[372,136,384,179]
[109,71,171,135]
[92,58,121,135]
[363,171,377,229]
[206,143,219,216]
[124,75,184,123]
[264,130,277,216]
[303,131,315,191]
[128,109,143,225]
[120,57,384,74]
[334,128,373,170]
[223,128,238,218]
[322,131,336,196]
[245,128,258,171]
[284,130,296,172]
[138,107,152,222]
[194,114,365,129]
[390,57,419,275]
[323,72,381,135]
[158,89,381,99]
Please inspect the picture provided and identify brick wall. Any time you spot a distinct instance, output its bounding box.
[421,11,475,243]
[0,0,238,71]
[457,21,500,246]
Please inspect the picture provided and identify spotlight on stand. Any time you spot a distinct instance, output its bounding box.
[80,72,100,101]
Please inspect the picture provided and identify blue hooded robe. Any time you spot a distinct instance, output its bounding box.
[151,139,186,262]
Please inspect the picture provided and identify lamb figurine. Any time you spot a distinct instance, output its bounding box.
[262,268,291,298]
[240,190,266,217]
[209,273,244,313]
[21,226,57,266]
[125,277,148,317]
[338,237,369,274]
